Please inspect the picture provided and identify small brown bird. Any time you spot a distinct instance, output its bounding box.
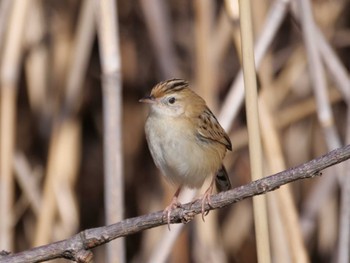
[140,79,232,226]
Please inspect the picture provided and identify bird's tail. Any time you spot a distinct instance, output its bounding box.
[215,165,231,192]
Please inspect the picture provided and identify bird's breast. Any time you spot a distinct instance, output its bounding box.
[145,115,225,188]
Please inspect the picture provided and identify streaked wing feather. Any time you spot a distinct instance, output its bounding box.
[197,108,232,150]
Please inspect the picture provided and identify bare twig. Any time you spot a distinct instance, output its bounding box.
[2,145,350,263]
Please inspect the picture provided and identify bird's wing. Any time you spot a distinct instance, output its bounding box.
[196,108,232,151]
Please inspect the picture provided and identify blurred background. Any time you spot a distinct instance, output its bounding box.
[0,0,349,262]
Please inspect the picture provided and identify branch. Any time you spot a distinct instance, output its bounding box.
[2,145,350,263]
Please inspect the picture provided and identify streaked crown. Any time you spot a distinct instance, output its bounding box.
[150,79,189,99]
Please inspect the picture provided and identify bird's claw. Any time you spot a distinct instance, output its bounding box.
[201,192,213,221]
[163,199,182,230]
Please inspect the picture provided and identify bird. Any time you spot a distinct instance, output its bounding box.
[140,78,232,227]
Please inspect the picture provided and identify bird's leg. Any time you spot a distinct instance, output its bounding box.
[164,185,182,230]
[201,176,215,221]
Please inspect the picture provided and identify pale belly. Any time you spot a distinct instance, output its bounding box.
[145,115,225,188]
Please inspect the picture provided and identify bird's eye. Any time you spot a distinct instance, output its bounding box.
[168,97,176,104]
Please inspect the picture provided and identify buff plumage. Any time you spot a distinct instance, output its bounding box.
[140,78,231,226]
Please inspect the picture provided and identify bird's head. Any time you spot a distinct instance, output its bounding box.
[139,79,205,118]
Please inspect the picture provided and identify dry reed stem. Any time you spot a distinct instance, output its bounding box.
[34,128,58,246]
[193,0,216,109]
[229,47,306,152]
[316,24,350,101]
[260,97,309,262]
[24,1,48,114]
[219,0,289,130]
[50,9,74,117]
[315,27,350,104]
[238,0,271,262]
[95,0,125,262]
[213,6,238,65]
[300,169,338,241]
[297,0,341,149]
[223,0,242,63]
[0,0,30,250]
[13,153,42,216]
[0,0,13,57]
[64,0,95,115]
[317,194,338,255]
[253,0,274,95]
[52,120,81,241]
[0,88,16,250]
[139,0,180,79]
[222,200,253,254]
[266,193,291,262]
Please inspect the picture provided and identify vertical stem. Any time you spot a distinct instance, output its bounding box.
[219,0,289,130]
[193,0,216,108]
[0,0,30,250]
[296,0,340,149]
[95,1,124,263]
[139,0,180,79]
[238,0,271,262]
[0,88,16,250]
[260,97,309,262]
[64,0,96,113]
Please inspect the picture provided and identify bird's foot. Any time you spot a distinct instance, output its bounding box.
[202,191,211,222]
[163,196,182,230]
[200,185,214,221]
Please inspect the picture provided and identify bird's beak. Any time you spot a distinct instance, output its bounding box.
[139,95,155,104]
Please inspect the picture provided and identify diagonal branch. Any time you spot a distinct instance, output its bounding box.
[2,145,350,263]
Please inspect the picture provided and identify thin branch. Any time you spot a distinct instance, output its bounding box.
[2,145,350,263]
